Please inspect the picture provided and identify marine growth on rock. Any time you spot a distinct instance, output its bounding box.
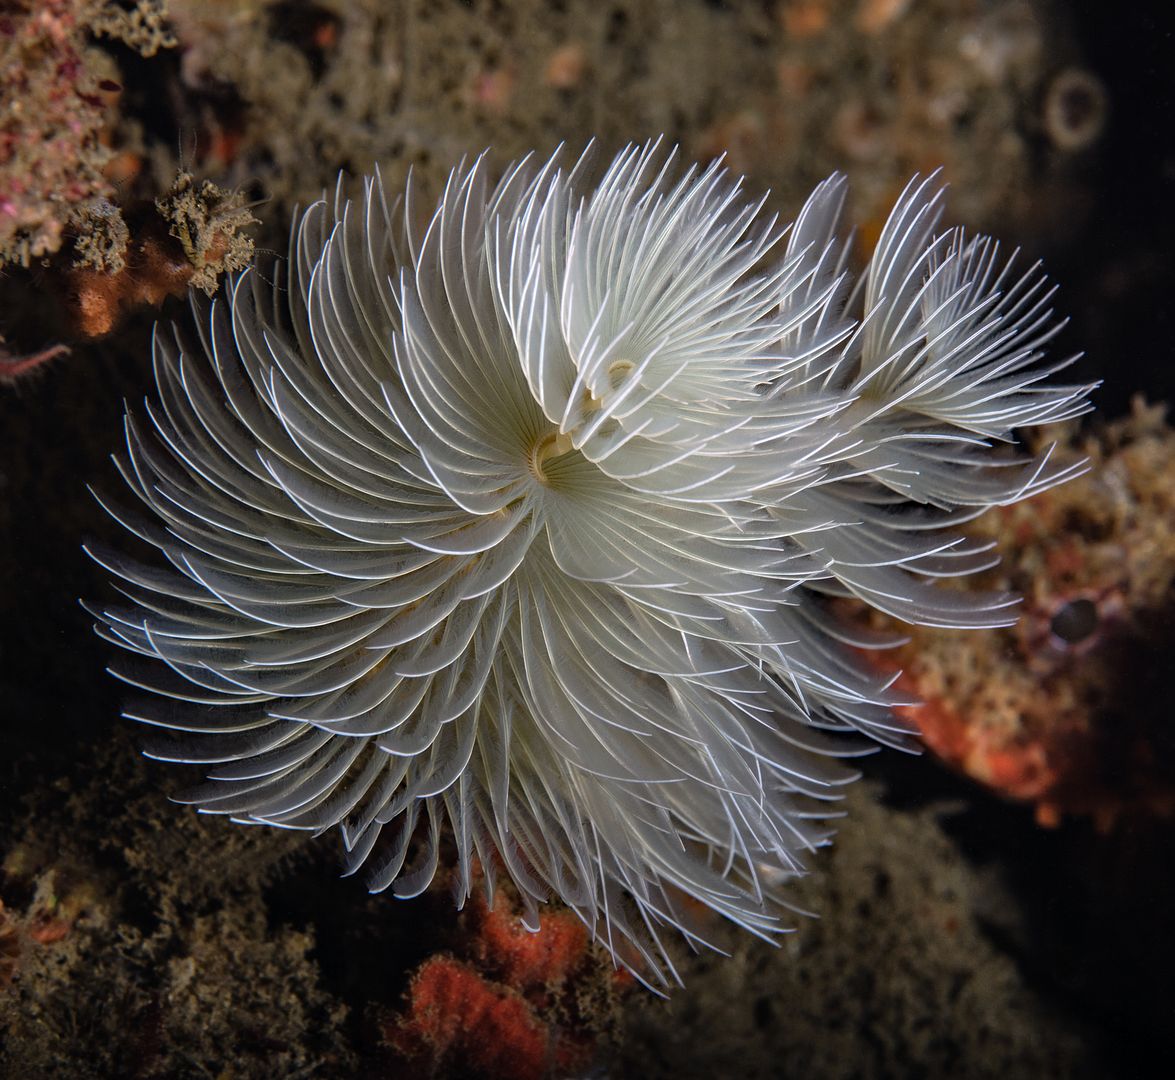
[87,142,1093,986]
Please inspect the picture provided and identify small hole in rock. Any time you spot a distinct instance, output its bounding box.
[1050,597,1098,645]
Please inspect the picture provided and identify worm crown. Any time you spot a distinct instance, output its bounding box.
[88,142,1093,987]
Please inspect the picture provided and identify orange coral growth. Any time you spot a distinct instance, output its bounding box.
[778,0,833,38]
[391,956,551,1080]
[382,878,628,1078]
[60,172,256,338]
[544,43,587,89]
[0,874,89,990]
[26,914,72,946]
[855,0,911,35]
[865,401,1175,830]
[65,231,202,338]
[887,673,1060,806]
[472,898,590,991]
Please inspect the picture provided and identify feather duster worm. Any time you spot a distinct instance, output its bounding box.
[87,143,1093,987]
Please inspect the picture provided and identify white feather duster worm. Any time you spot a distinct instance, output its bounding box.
[87,142,1093,987]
